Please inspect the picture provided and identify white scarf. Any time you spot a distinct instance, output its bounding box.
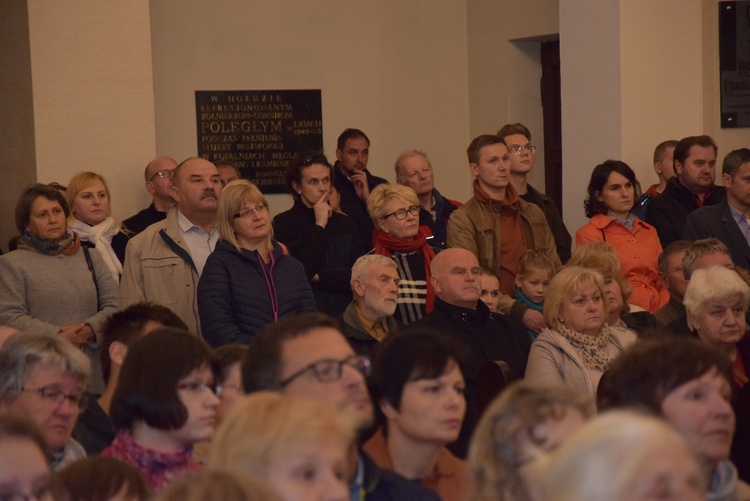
[71,217,122,283]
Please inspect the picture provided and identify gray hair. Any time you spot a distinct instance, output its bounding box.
[394,150,430,183]
[684,266,750,325]
[0,332,91,399]
[350,254,397,288]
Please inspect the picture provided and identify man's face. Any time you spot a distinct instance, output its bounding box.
[398,154,434,199]
[470,143,511,193]
[689,252,735,278]
[0,364,85,450]
[675,145,717,193]
[724,162,750,212]
[335,137,369,176]
[279,328,373,431]
[217,166,239,188]
[146,156,177,201]
[356,263,399,318]
[432,249,482,309]
[661,250,688,302]
[294,163,331,208]
[503,133,534,175]
[655,146,676,182]
[171,159,221,214]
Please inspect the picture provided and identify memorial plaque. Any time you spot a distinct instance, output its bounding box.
[719,1,750,128]
[196,90,323,192]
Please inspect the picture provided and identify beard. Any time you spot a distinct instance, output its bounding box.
[362,290,397,318]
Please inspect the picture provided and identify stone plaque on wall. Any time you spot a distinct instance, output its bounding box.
[719,1,750,128]
[196,89,323,192]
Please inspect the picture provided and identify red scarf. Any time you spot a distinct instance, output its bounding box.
[372,226,436,313]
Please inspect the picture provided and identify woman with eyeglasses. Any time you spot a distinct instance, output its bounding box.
[197,180,316,347]
[102,328,220,493]
[367,183,437,325]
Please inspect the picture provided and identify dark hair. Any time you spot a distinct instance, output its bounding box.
[214,161,241,177]
[242,313,342,393]
[15,183,70,234]
[369,330,465,422]
[56,457,149,501]
[673,135,717,170]
[110,328,219,431]
[467,134,506,164]
[285,152,333,199]
[597,338,732,414]
[496,123,531,141]
[722,148,750,177]
[336,128,370,151]
[0,416,50,461]
[100,303,188,383]
[214,344,248,384]
[583,160,642,218]
[653,140,678,163]
[657,240,692,275]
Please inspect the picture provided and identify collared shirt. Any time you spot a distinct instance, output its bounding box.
[354,303,390,342]
[728,202,750,248]
[608,211,634,232]
[176,210,218,276]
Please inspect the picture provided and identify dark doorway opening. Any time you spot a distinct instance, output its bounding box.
[540,40,562,216]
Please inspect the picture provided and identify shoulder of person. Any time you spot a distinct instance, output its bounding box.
[736,478,750,501]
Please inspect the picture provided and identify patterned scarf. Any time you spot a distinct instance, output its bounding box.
[16,229,80,255]
[556,321,613,372]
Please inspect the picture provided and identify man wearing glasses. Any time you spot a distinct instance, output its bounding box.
[122,156,178,237]
[497,123,571,263]
[243,313,439,501]
[0,331,91,470]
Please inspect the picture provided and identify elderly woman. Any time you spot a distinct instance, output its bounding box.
[67,171,130,281]
[568,241,659,334]
[0,184,118,393]
[576,160,668,313]
[684,265,750,481]
[598,337,750,499]
[468,381,592,501]
[209,392,352,501]
[197,180,316,347]
[363,330,471,501]
[367,183,436,325]
[525,266,637,399]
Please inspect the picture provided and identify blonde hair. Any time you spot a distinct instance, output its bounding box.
[154,470,281,501]
[217,180,272,251]
[517,250,555,279]
[65,171,119,227]
[468,381,593,501]
[209,392,354,479]
[366,183,419,223]
[684,265,750,328]
[542,266,609,328]
[568,241,631,314]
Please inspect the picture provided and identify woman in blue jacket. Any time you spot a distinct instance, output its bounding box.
[198,180,316,346]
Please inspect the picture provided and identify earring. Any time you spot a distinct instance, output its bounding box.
[557,316,564,324]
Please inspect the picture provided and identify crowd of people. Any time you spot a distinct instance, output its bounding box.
[1,125,750,500]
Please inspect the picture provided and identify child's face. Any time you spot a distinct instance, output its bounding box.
[479,274,501,311]
[515,268,552,304]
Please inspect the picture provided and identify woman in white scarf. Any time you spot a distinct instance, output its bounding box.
[66,172,127,283]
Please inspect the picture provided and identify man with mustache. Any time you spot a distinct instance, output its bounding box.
[646,135,726,248]
[120,157,222,337]
[337,254,401,358]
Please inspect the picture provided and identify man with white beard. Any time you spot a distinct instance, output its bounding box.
[337,254,400,357]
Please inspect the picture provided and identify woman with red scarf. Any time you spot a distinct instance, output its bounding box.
[367,184,436,325]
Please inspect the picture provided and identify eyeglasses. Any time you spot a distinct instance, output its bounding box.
[383,205,420,220]
[21,386,87,411]
[216,383,244,396]
[276,355,371,389]
[177,381,219,395]
[233,204,267,219]
[149,169,173,181]
[508,145,537,156]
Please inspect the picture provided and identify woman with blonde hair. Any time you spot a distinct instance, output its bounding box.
[367,183,436,325]
[66,171,129,281]
[197,180,316,347]
[209,392,352,501]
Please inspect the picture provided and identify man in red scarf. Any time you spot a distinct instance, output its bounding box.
[447,134,561,335]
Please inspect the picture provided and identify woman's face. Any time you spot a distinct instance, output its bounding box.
[661,368,734,469]
[377,197,419,241]
[558,281,606,336]
[265,440,349,501]
[216,363,244,424]
[26,196,66,242]
[71,180,109,226]
[596,170,634,217]
[691,295,746,351]
[231,200,271,249]
[167,366,220,446]
[382,362,466,446]
[602,275,624,319]
[0,437,53,501]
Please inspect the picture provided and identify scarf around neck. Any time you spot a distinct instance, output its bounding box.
[17,229,80,256]
[71,217,122,282]
[556,321,613,372]
[472,178,520,214]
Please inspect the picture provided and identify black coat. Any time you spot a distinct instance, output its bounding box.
[684,198,750,270]
[333,163,388,254]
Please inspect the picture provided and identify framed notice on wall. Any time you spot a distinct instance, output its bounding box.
[195,89,323,193]
[719,1,750,128]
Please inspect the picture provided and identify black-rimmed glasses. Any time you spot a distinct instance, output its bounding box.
[276,355,371,389]
[383,205,420,220]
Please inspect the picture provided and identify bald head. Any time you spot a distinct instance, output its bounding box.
[145,156,178,182]
[431,248,482,308]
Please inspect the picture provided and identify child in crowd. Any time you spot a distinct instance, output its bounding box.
[514,250,555,340]
[479,268,501,312]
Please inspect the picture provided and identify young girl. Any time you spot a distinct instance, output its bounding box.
[514,250,555,340]
[479,267,501,312]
